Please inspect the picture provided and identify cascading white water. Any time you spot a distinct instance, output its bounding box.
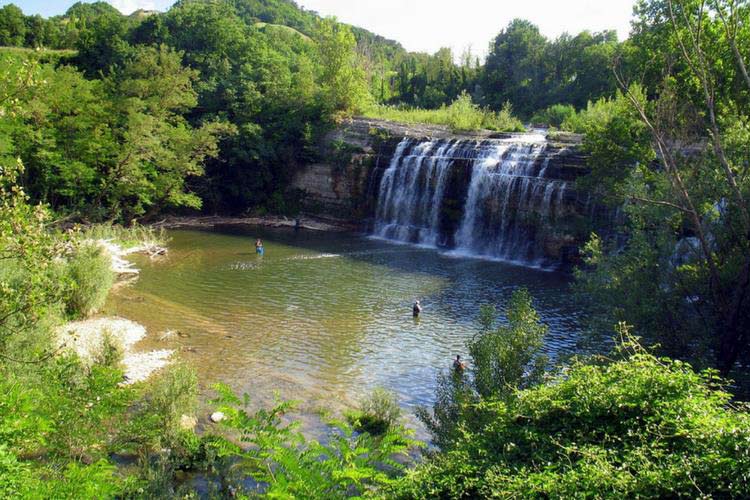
[372,136,569,267]
[374,139,460,246]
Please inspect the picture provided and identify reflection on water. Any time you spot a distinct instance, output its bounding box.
[105,226,587,418]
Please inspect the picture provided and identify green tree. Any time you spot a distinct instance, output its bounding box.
[482,19,547,116]
[417,289,548,450]
[0,4,27,46]
[562,85,655,201]
[391,336,750,498]
[577,0,750,377]
[315,17,370,117]
[101,44,232,220]
[69,2,132,76]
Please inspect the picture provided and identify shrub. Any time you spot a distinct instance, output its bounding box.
[561,85,654,201]
[93,328,124,369]
[531,103,577,127]
[445,91,484,131]
[391,341,750,498]
[488,101,525,132]
[363,93,525,133]
[469,289,548,399]
[131,364,199,452]
[64,243,115,318]
[0,444,29,498]
[417,289,548,449]
[208,384,418,498]
[346,387,402,435]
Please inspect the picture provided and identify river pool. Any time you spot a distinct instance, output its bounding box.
[104,226,586,420]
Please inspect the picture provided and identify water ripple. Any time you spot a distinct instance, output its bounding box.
[108,227,588,420]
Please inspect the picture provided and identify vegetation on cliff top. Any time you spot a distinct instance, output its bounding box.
[364,92,524,133]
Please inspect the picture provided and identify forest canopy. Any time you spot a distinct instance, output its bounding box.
[0,0,629,217]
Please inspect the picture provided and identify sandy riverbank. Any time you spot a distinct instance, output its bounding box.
[58,239,173,384]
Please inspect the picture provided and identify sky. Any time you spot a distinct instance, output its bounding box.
[6,0,636,57]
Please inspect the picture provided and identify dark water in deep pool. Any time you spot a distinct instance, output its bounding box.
[105,226,588,426]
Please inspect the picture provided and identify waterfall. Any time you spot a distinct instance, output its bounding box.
[372,136,571,267]
[374,139,460,246]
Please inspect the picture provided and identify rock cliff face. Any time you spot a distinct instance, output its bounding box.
[290,117,592,267]
[289,118,401,218]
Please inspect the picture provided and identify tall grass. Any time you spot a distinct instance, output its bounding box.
[364,92,525,133]
[0,46,77,58]
[82,223,167,249]
[345,387,402,435]
[64,243,115,319]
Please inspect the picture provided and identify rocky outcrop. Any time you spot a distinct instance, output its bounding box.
[292,117,587,221]
[290,119,398,218]
[290,117,592,267]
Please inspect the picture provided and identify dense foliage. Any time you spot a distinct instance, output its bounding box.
[0,0,632,215]
[571,0,750,383]
[416,290,548,450]
[392,334,750,498]
[203,384,416,497]
[364,92,524,132]
[1,46,230,220]
[0,150,418,497]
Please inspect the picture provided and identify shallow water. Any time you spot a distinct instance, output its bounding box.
[105,226,587,420]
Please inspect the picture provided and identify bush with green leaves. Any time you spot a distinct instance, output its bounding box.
[364,93,525,133]
[561,86,654,202]
[0,152,205,498]
[417,289,548,450]
[92,329,125,369]
[530,103,577,127]
[205,383,419,498]
[127,363,199,453]
[392,333,750,498]
[63,242,115,319]
[346,387,402,436]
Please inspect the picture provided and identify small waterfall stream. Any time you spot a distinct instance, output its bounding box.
[372,135,571,267]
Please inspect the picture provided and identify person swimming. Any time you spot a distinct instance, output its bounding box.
[255,238,264,255]
[413,299,422,317]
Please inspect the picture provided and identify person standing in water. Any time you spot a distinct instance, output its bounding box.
[255,238,264,255]
[413,299,422,318]
[453,354,465,372]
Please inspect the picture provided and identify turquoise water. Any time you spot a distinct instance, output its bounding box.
[106,226,586,417]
